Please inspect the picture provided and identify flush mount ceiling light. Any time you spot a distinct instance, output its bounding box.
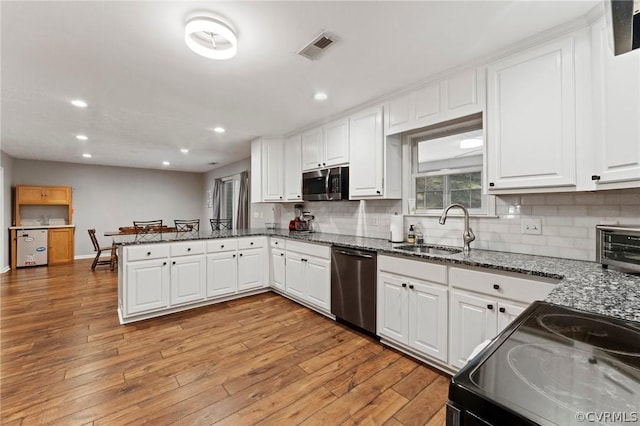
[185,16,237,60]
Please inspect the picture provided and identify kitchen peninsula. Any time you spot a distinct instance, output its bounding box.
[113,228,640,374]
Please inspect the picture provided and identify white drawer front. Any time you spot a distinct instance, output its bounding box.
[378,255,447,285]
[449,267,557,304]
[238,236,266,250]
[286,240,330,259]
[170,241,206,257]
[207,239,238,253]
[270,237,286,249]
[127,244,170,262]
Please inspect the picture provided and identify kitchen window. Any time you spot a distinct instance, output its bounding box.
[410,113,491,215]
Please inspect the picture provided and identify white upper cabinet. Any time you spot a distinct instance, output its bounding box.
[251,137,285,202]
[349,105,402,199]
[284,135,303,201]
[487,33,581,191]
[301,118,349,171]
[384,67,484,136]
[591,16,640,187]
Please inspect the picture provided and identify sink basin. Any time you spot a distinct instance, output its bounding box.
[394,244,462,255]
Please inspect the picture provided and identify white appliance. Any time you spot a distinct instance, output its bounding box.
[17,229,48,267]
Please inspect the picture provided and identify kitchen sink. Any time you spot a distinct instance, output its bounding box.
[394,244,462,255]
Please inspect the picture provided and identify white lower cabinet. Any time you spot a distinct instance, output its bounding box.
[238,247,266,291]
[449,266,555,369]
[270,248,286,291]
[377,256,449,365]
[170,255,206,306]
[126,257,170,315]
[206,251,238,298]
[284,241,331,313]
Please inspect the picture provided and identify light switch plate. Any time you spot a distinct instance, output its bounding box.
[521,218,542,235]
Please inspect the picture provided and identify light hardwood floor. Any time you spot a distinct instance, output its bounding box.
[1,259,449,425]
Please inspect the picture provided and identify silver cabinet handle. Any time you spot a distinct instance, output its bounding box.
[335,249,373,259]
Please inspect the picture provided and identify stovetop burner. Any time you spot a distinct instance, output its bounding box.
[449,302,640,426]
[538,313,640,356]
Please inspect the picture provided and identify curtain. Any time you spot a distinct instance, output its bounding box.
[236,171,249,229]
[211,178,223,220]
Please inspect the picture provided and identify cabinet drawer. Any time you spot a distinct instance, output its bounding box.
[378,255,447,284]
[287,240,330,259]
[238,236,265,250]
[449,267,558,304]
[207,238,238,253]
[170,241,206,257]
[270,237,286,249]
[127,244,170,262]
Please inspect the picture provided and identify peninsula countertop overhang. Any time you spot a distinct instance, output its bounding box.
[110,228,640,324]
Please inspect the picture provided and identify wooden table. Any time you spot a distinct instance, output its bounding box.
[104,226,178,236]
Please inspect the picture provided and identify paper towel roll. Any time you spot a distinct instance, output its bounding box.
[389,214,404,243]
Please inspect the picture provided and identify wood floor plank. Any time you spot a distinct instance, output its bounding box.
[1,259,451,425]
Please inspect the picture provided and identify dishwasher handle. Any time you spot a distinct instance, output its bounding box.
[334,249,374,259]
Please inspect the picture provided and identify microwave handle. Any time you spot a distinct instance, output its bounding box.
[325,171,332,200]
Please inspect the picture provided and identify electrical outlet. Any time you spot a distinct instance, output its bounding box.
[521,219,542,235]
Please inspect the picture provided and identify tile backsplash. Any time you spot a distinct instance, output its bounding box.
[258,188,640,262]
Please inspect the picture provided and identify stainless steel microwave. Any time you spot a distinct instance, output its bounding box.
[596,224,640,272]
[302,167,349,201]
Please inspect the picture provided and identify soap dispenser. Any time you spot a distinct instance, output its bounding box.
[407,225,416,244]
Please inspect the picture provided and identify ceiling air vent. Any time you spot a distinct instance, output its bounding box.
[298,32,337,60]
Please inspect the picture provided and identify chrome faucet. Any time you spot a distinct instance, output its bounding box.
[439,203,475,254]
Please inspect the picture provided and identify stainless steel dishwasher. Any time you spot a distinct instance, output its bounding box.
[330,246,377,335]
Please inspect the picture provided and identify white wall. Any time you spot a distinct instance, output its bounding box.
[12,159,205,257]
[1,151,15,271]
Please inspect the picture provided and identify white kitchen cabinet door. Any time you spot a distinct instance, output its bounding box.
[170,255,206,306]
[301,127,323,171]
[442,68,479,116]
[284,135,303,201]
[377,272,409,344]
[487,36,577,190]
[413,81,440,124]
[497,300,526,334]
[591,17,640,186]
[450,290,497,369]
[206,252,238,298]
[385,93,412,135]
[349,105,384,198]
[409,280,448,364]
[285,252,305,299]
[323,117,349,167]
[237,248,265,291]
[304,256,331,311]
[126,259,170,315]
[270,248,286,291]
[262,138,285,201]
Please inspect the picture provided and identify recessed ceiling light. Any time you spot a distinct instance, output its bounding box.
[185,17,237,60]
[82,153,92,158]
[76,134,88,141]
[314,92,328,101]
[162,161,170,166]
[71,99,88,108]
[180,148,189,154]
[213,127,225,133]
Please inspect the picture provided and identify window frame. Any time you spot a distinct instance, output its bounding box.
[407,113,495,217]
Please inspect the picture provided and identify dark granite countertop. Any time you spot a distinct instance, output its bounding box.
[111,228,640,323]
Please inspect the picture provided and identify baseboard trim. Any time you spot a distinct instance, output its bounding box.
[74,254,95,260]
[1,265,10,274]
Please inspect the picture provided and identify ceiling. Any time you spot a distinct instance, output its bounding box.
[1,1,599,173]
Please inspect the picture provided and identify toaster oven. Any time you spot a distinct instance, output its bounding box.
[596,224,640,272]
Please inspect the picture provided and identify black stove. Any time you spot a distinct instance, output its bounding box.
[447,301,640,426]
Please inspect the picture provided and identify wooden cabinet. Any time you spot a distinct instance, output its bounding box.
[448,266,556,369]
[377,256,448,364]
[385,67,484,136]
[486,33,581,191]
[284,135,303,201]
[48,227,75,265]
[590,16,640,187]
[15,185,73,228]
[301,118,349,171]
[284,241,331,313]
